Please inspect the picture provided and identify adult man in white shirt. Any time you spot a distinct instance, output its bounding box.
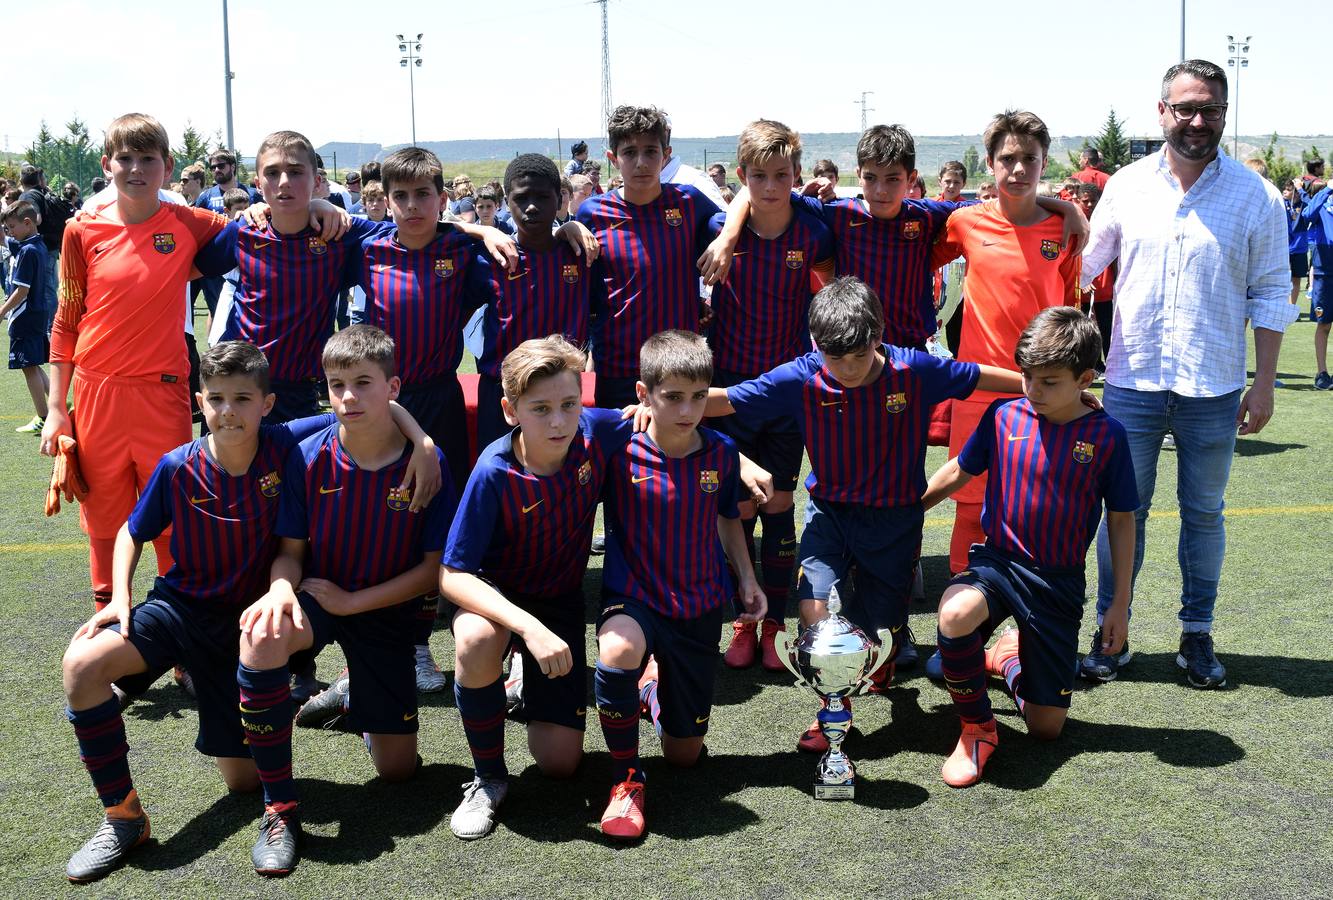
[1078,59,1294,689]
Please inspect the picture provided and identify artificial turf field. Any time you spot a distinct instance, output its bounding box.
[2,317,1331,899]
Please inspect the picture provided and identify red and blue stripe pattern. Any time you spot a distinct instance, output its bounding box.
[473,242,591,380]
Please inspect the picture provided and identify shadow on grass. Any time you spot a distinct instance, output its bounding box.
[1233,438,1308,456]
[499,747,929,846]
[1105,651,1333,697]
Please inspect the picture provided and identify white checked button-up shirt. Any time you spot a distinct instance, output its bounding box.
[1082,149,1294,398]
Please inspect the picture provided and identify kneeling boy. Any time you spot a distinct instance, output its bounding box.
[922,307,1137,787]
[236,326,455,876]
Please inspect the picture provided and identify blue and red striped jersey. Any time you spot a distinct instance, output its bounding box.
[795,195,963,348]
[705,197,834,374]
[468,242,591,380]
[601,428,741,619]
[199,217,391,383]
[128,414,336,604]
[277,422,457,592]
[442,408,634,596]
[576,183,722,378]
[727,346,978,507]
[958,398,1139,568]
[350,227,488,384]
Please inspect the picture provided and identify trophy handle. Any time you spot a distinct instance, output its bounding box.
[774,629,807,686]
[854,629,897,694]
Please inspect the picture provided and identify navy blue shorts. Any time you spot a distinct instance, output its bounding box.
[8,333,48,369]
[711,369,803,494]
[474,373,511,453]
[291,592,418,735]
[1312,275,1332,324]
[398,374,469,494]
[796,497,921,642]
[599,598,723,739]
[503,589,588,730]
[950,544,1086,709]
[105,581,248,758]
[265,379,322,425]
[1291,252,1310,280]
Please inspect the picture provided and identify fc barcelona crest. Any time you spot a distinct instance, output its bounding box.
[308,237,328,255]
[885,391,907,413]
[785,249,804,270]
[699,469,720,493]
[435,258,455,279]
[1040,239,1061,260]
[578,460,592,485]
[152,233,176,254]
[259,471,282,498]
[1072,441,1095,464]
[562,264,580,285]
[664,208,683,227]
[387,486,413,511]
[901,220,922,240]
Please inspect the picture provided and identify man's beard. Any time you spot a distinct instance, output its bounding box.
[1164,124,1222,161]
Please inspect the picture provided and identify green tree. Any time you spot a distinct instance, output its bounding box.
[1044,158,1073,182]
[1260,134,1301,188]
[173,123,218,178]
[962,145,982,177]
[23,121,59,175]
[23,119,100,192]
[1095,109,1130,171]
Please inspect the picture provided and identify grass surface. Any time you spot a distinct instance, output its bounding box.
[2,313,1332,899]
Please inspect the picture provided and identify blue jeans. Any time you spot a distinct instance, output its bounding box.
[1094,384,1242,632]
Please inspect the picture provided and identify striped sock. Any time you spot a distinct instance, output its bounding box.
[937,629,993,725]
[639,678,663,737]
[455,678,508,780]
[595,663,642,783]
[1000,655,1026,717]
[759,508,797,618]
[68,696,132,808]
[237,664,297,806]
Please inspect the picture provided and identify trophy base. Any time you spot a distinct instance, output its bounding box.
[814,782,855,801]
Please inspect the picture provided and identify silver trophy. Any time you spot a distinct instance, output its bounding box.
[775,584,892,800]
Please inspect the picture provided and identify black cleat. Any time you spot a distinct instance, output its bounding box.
[295,667,352,731]
[66,792,150,883]
[252,802,301,877]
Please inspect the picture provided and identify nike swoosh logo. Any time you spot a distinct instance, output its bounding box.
[607,220,626,230]
[780,536,797,546]
[820,400,843,407]
[731,251,748,257]
[190,496,213,505]
[848,220,868,228]
[507,269,528,281]
[522,499,544,514]
[370,263,391,272]
[891,625,902,633]
[403,711,418,721]
[253,240,273,249]
[982,240,1001,246]
[631,474,654,484]
[319,486,343,495]
[1059,688,1073,696]
[695,715,710,724]
[575,708,586,717]
[1007,434,1030,442]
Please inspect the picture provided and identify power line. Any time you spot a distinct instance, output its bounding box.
[598,0,612,142]
[855,91,875,132]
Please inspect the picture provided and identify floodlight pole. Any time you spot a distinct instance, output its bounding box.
[222,0,235,150]
[1226,34,1250,158]
[398,33,423,147]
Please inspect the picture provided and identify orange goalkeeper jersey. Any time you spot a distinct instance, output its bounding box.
[931,202,1081,401]
[51,202,226,379]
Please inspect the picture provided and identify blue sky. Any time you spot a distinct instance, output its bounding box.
[6,0,1321,155]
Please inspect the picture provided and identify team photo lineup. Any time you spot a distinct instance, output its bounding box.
[4,47,1322,887]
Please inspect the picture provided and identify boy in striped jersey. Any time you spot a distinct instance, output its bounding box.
[700,278,1025,752]
[595,330,765,841]
[705,119,834,672]
[922,307,1137,788]
[57,341,440,883]
[235,326,456,876]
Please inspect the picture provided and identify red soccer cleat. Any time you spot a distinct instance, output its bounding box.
[723,620,758,669]
[941,721,999,788]
[600,771,646,840]
[985,628,1020,680]
[796,696,852,753]
[759,619,787,672]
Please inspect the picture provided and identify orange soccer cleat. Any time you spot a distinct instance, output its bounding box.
[600,771,646,840]
[723,620,758,669]
[985,628,1020,680]
[941,721,999,788]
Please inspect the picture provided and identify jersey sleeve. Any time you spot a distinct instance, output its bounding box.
[717,440,742,520]
[441,455,503,573]
[418,448,459,553]
[956,398,1005,476]
[929,208,968,270]
[179,205,229,246]
[1059,238,1083,306]
[275,448,312,540]
[906,350,981,405]
[687,185,723,246]
[50,220,88,361]
[461,238,492,315]
[192,219,242,278]
[264,413,339,448]
[126,452,181,543]
[1100,419,1141,512]
[585,407,636,451]
[12,246,37,289]
[725,355,813,423]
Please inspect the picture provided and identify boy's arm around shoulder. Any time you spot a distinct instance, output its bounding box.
[921,457,974,511]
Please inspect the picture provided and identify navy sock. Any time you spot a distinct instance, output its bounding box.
[68,696,132,808]
[455,677,508,780]
[595,662,642,783]
[759,508,797,621]
[413,594,438,647]
[238,663,297,805]
[937,629,993,725]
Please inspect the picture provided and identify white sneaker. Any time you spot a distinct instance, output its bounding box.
[415,644,448,693]
[450,776,509,839]
[504,653,524,714]
[1162,434,1176,450]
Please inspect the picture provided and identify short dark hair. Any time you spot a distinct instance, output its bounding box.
[255,130,319,171]
[571,140,588,155]
[639,330,712,391]
[1014,307,1101,376]
[856,124,915,173]
[200,340,270,393]
[811,159,838,181]
[209,148,238,167]
[504,153,561,196]
[223,187,251,209]
[381,146,445,193]
[809,277,884,356]
[1307,157,1325,175]
[360,161,382,185]
[1,200,38,224]
[475,184,501,205]
[984,109,1051,159]
[1075,182,1102,202]
[19,165,42,188]
[938,160,966,180]
[91,176,107,193]
[323,324,396,379]
[1161,59,1228,101]
[1082,146,1102,165]
[606,105,669,154]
